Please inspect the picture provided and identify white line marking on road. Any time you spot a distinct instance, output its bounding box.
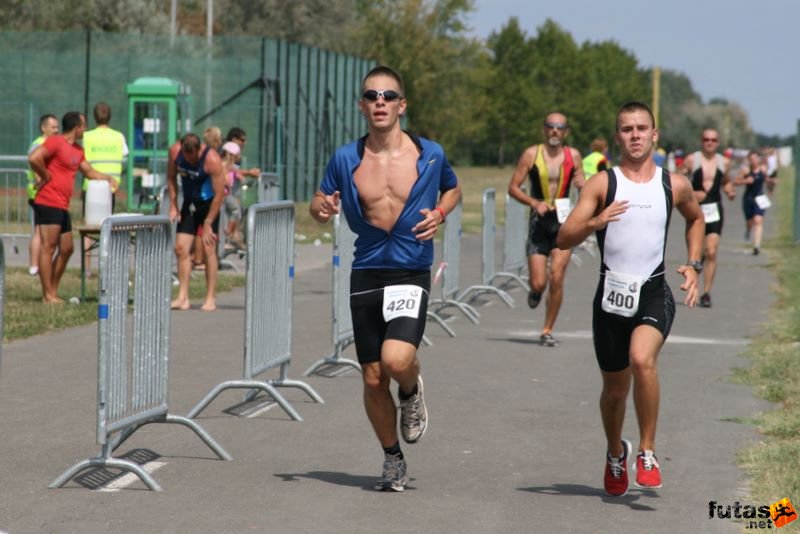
[246,400,278,418]
[99,461,167,492]
[509,330,748,346]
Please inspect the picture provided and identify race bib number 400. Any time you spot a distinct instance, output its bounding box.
[383,285,423,322]
[601,270,646,318]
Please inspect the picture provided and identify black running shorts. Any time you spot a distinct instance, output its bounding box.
[177,199,220,236]
[526,210,561,256]
[33,203,72,233]
[350,268,430,365]
[592,274,675,373]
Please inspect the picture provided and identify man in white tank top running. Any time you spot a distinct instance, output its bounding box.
[557,101,704,497]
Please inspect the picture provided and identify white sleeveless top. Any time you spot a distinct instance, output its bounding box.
[603,166,668,279]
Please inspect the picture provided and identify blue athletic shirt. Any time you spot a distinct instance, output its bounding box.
[320,132,458,270]
[176,146,214,202]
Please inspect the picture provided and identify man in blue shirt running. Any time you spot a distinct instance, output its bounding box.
[311,65,461,492]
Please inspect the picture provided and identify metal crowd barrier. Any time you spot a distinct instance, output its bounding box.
[495,193,529,291]
[303,214,361,377]
[50,216,231,491]
[188,201,323,421]
[428,201,480,330]
[0,168,31,255]
[457,188,514,307]
[258,172,281,202]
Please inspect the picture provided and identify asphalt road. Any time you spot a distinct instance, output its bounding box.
[0,198,777,533]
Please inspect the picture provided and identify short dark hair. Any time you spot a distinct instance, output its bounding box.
[225,127,246,142]
[361,65,405,95]
[616,101,655,131]
[93,102,111,125]
[39,113,57,129]
[181,133,202,152]
[62,111,84,133]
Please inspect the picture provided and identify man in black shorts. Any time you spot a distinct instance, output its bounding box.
[310,66,461,492]
[508,112,585,347]
[558,101,704,497]
[166,133,226,311]
[679,128,734,307]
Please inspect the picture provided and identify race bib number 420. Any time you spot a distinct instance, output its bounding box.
[383,285,423,322]
[601,270,646,318]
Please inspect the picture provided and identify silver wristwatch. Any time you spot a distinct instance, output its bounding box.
[686,260,703,273]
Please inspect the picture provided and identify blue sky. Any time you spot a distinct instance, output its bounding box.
[466,0,798,137]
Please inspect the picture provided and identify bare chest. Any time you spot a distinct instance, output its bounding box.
[542,150,565,184]
[353,150,419,205]
[700,159,719,190]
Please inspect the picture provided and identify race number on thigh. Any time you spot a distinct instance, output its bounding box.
[382,285,423,322]
[601,270,645,318]
[755,194,771,210]
[701,202,720,223]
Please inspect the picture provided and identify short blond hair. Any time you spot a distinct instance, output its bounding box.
[203,126,222,150]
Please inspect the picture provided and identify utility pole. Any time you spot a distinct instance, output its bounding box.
[652,66,661,129]
[170,0,177,47]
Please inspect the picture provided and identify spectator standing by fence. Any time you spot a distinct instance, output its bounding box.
[81,102,128,276]
[28,112,116,303]
[25,113,59,276]
[167,133,226,311]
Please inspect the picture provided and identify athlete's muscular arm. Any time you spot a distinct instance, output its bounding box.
[570,148,586,190]
[679,153,693,176]
[166,142,182,222]
[79,161,117,192]
[672,173,704,308]
[557,171,628,249]
[413,181,461,241]
[310,190,340,223]
[721,157,735,199]
[201,150,226,247]
[508,145,550,216]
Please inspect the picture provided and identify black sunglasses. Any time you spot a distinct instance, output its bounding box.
[362,89,402,102]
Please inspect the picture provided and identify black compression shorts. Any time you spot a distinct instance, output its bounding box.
[592,274,675,372]
[350,268,430,365]
[33,204,72,233]
[526,210,561,256]
[176,199,220,236]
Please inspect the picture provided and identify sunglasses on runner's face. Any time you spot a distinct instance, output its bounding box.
[362,89,402,102]
[544,122,567,130]
[703,137,718,143]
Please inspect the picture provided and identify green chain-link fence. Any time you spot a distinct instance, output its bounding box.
[0,30,374,202]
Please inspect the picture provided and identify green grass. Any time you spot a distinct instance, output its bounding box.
[3,266,244,342]
[731,165,800,505]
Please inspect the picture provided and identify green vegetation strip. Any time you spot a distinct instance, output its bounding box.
[733,166,800,501]
[3,268,245,342]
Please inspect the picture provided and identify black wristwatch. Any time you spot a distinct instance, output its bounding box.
[686,260,703,273]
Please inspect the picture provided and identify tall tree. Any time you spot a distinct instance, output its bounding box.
[482,18,541,166]
[349,0,486,160]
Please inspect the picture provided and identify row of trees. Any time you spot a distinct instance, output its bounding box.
[2,0,781,164]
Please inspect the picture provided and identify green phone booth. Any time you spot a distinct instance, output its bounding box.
[125,77,192,212]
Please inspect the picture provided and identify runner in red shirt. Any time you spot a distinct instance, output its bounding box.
[28,111,116,303]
